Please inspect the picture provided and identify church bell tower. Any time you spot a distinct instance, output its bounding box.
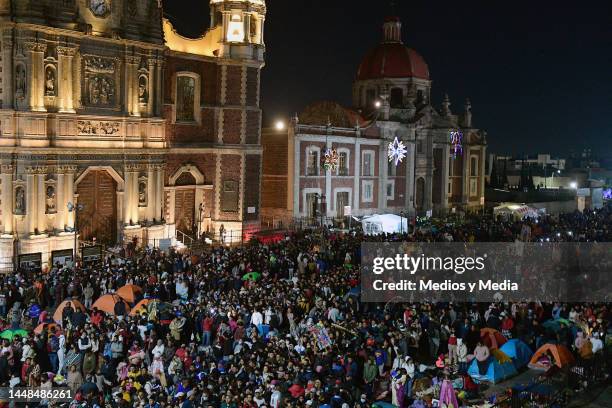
[209,0,266,61]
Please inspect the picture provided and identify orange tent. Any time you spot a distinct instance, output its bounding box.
[53,299,86,324]
[481,328,507,349]
[129,298,153,316]
[34,322,61,335]
[92,294,131,315]
[528,343,575,370]
[116,284,143,303]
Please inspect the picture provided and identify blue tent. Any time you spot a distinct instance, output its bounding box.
[500,339,533,369]
[468,354,518,384]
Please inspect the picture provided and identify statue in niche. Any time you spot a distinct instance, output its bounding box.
[46,185,56,213]
[87,76,115,107]
[45,67,56,96]
[15,65,26,98]
[14,187,25,214]
[139,181,147,206]
[138,76,148,104]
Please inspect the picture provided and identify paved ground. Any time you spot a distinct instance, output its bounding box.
[567,385,612,407]
[482,369,542,398]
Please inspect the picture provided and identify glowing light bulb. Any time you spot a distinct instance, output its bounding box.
[374,101,382,109]
[275,121,285,131]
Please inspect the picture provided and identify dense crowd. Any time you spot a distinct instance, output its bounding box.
[0,207,610,408]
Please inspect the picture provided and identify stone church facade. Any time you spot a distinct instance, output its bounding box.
[0,0,265,269]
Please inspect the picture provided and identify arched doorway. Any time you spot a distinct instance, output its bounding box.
[174,172,196,234]
[415,177,425,211]
[76,170,118,245]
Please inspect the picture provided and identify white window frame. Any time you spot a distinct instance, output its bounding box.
[386,180,395,200]
[470,178,478,196]
[336,148,350,176]
[361,149,375,177]
[362,180,374,203]
[174,72,201,124]
[470,156,479,176]
[333,188,352,213]
[305,145,321,176]
[302,188,322,217]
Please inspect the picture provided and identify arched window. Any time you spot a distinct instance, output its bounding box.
[175,72,201,123]
[390,88,403,108]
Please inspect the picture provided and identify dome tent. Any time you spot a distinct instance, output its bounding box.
[500,339,533,369]
[468,349,518,384]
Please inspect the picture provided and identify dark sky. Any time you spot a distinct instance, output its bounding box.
[163,1,612,158]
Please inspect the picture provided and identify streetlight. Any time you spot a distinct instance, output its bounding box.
[67,202,84,264]
[198,203,204,240]
[374,100,382,109]
[275,120,285,131]
[570,181,578,189]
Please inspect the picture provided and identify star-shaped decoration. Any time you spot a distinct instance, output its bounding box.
[323,148,339,171]
[387,137,407,166]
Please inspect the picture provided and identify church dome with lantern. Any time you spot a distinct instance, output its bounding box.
[357,16,429,81]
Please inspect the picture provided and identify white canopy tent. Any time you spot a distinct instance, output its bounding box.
[361,214,409,235]
[493,203,540,220]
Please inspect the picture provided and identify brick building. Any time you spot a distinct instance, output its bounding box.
[262,16,487,224]
[0,0,265,269]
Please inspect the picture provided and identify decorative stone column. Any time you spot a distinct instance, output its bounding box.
[2,34,13,109]
[1,165,14,234]
[125,55,140,117]
[146,164,156,221]
[461,147,470,205]
[25,42,47,112]
[57,46,78,113]
[440,144,450,212]
[155,57,163,117]
[25,167,37,235]
[147,57,155,117]
[124,164,140,225]
[480,146,487,205]
[155,164,165,222]
[64,166,76,230]
[36,167,47,234]
[54,169,65,231]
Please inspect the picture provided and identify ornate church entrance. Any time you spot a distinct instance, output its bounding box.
[76,170,118,245]
[174,172,196,235]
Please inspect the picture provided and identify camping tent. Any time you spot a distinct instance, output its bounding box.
[500,339,533,369]
[361,214,408,235]
[481,328,507,349]
[528,343,575,370]
[468,349,518,384]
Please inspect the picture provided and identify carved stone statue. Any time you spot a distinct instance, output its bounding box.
[46,185,56,213]
[139,181,147,206]
[45,67,56,96]
[15,65,26,97]
[15,187,25,214]
[138,76,148,103]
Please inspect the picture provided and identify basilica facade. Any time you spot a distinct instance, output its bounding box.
[0,0,265,269]
[262,16,487,224]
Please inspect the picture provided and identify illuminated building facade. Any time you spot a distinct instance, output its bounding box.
[0,0,265,269]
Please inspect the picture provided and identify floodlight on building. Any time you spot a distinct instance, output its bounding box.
[374,100,382,109]
[275,120,285,131]
[570,181,578,189]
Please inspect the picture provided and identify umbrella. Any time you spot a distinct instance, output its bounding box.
[34,323,61,335]
[53,299,87,324]
[242,272,261,281]
[129,298,153,316]
[0,328,29,341]
[116,284,143,303]
[92,294,131,315]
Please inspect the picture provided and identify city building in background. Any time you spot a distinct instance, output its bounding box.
[0,0,266,269]
[262,16,487,225]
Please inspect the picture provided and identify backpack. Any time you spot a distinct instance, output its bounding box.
[50,335,60,352]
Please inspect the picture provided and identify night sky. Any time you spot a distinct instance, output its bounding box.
[163,1,612,158]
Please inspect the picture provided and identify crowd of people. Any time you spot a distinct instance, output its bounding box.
[0,206,610,408]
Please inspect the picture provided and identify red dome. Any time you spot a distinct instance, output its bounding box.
[357,43,430,81]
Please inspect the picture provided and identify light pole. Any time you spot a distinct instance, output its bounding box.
[67,202,84,264]
[198,203,204,240]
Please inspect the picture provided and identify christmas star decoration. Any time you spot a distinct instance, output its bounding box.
[387,137,407,166]
[450,130,463,159]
